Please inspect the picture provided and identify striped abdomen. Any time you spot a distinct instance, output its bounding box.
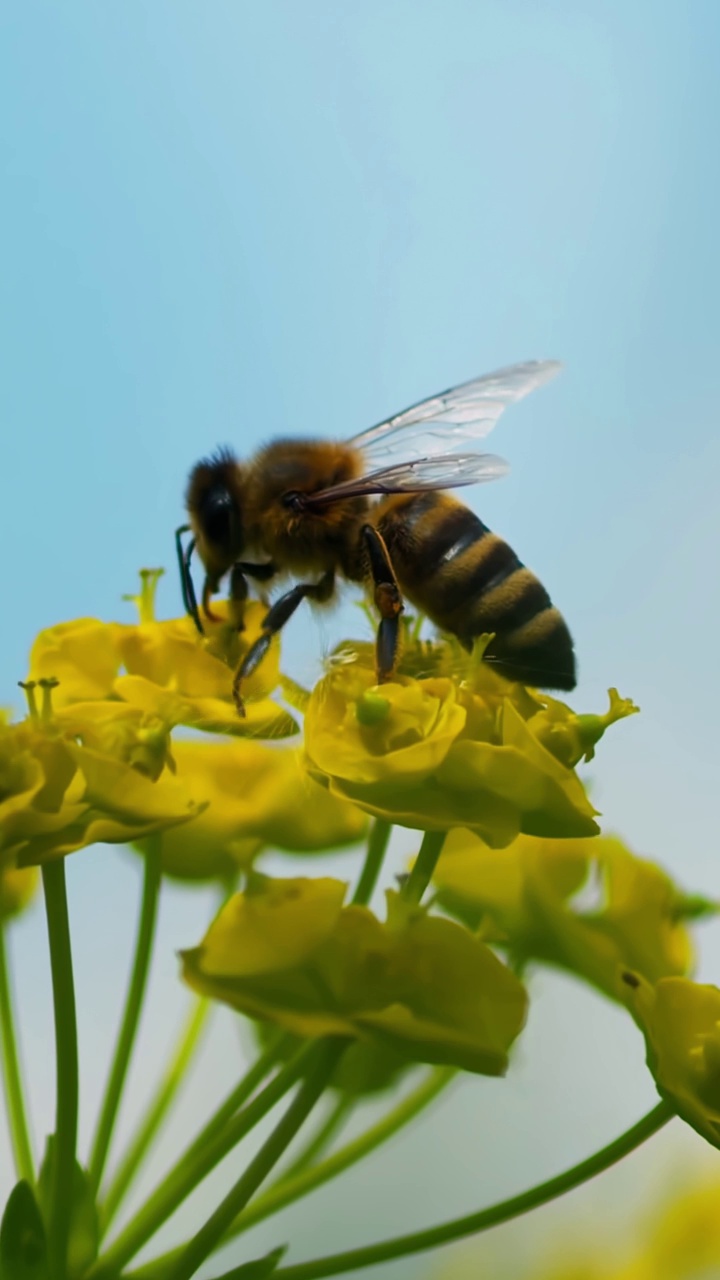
[375,492,576,690]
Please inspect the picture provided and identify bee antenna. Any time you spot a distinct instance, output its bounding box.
[175,525,204,635]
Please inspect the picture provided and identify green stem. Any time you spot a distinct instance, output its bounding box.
[272,1101,674,1280]
[127,1065,453,1280]
[88,1040,315,1279]
[403,830,446,905]
[168,1039,347,1280]
[277,1095,353,1184]
[228,1065,453,1241]
[42,860,79,1280]
[351,819,391,907]
[89,844,162,1193]
[0,921,34,1183]
[99,998,211,1235]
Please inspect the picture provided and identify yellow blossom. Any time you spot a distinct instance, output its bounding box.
[527,687,639,767]
[28,571,295,740]
[0,862,39,920]
[304,653,599,843]
[621,971,720,1148]
[0,683,202,868]
[182,875,528,1075]
[154,740,367,881]
[434,830,701,1001]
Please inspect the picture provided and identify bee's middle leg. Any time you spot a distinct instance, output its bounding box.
[232,570,335,713]
[362,525,404,683]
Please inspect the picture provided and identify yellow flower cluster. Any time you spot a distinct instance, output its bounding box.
[0,572,364,883]
[2,575,667,1087]
[304,647,632,843]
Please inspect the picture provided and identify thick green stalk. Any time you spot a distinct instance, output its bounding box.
[276,1095,353,1184]
[167,1039,347,1280]
[99,998,211,1234]
[403,830,446,905]
[89,844,162,1193]
[0,921,34,1183]
[42,860,79,1280]
[88,1041,315,1279]
[351,819,391,906]
[272,1101,674,1280]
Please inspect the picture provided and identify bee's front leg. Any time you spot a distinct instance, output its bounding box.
[232,570,334,714]
[362,525,404,683]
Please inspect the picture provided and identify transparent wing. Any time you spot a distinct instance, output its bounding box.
[351,359,561,463]
[305,452,509,508]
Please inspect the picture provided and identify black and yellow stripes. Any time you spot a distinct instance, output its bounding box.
[375,492,576,690]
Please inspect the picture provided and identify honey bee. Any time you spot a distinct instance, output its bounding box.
[177,360,575,709]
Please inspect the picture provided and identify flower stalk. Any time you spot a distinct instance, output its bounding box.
[99,997,211,1234]
[89,839,162,1193]
[42,858,79,1280]
[0,921,34,1183]
[403,829,446,905]
[167,1038,348,1280]
[351,817,391,905]
[271,1101,674,1280]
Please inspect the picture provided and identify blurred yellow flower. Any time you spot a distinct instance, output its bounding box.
[183,875,528,1075]
[304,654,599,843]
[0,862,39,920]
[154,740,367,880]
[622,971,720,1148]
[434,831,701,1002]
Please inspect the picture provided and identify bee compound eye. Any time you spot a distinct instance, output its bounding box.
[282,490,306,512]
[201,488,235,545]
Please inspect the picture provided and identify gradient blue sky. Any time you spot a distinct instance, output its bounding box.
[1,3,719,1276]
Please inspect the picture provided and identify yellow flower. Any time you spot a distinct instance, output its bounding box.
[527,687,640,768]
[28,617,121,707]
[0,862,39,920]
[434,830,701,1002]
[28,570,296,740]
[154,740,367,881]
[304,654,599,844]
[0,683,202,867]
[621,971,720,1148]
[182,875,528,1075]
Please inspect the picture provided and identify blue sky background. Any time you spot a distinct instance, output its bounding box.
[1,3,720,1276]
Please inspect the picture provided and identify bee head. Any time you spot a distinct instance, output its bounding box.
[185,448,247,581]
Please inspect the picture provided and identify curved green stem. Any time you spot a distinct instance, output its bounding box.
[127,1065,453,1280]
[89,844,162,1193]
[0,921,34,1183]
[167,1039,348,1280]
[351,820,391,907]
[403,830,446,905]
[272,1100,674,1280]
[42,860,79,1280]
[99,998,211,1235]
[88,1040,315,1279]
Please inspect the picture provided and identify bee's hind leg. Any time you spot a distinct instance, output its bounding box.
[232,569,334,714]
[362,525,404,683]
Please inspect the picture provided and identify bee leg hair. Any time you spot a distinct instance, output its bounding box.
[231,569,335,714]
[361,525,404,683]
